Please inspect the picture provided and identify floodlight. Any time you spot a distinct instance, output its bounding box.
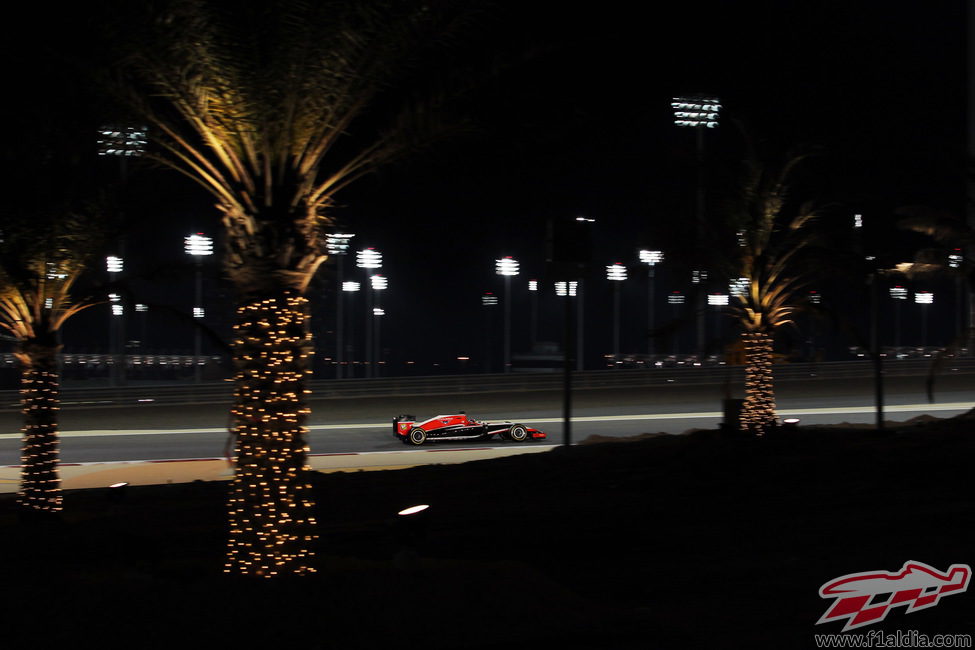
[495,256,519,276]
[606,263,627,281]
[184,233,213,256]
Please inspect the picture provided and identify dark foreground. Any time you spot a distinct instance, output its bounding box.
[2,417,974,649]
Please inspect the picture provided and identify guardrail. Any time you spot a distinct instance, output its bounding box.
[1,358,973,410]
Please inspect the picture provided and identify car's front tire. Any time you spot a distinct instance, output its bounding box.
[508,424,529,442]
[407,428,427,446]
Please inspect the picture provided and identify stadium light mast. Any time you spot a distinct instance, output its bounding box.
[184,233,213,382]
[356,248,382,378]
[638,250,663,361]
[916,291,934,349]
[708,293,729,355]
[528,279,539,348]
[99,126,145,386]
[342,281,361,376]
[326,233,355,378]
[105,256,124,386]
[673,95,720,360]
[370,274,388,377]
[606,263,627,366]
[890,286,908,353]
[668,291,685,356]
[495,256,520,373]
[482,292,499,373]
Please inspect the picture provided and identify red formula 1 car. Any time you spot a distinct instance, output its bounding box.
[392,412,547,446]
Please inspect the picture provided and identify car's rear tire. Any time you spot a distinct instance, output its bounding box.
[508,424,529,442]
[407,428,427,446]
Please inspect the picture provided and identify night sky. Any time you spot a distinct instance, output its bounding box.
[3,0,967,374]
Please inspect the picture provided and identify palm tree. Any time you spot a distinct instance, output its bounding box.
[726,152,820,436]
[112,0,484,577]
[0,215,102,515]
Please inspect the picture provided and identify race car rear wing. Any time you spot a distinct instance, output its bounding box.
[392,414,416,435]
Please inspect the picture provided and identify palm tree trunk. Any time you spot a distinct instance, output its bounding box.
[224,289,318,577]
[17,340,63,513]
[741,331,776,436]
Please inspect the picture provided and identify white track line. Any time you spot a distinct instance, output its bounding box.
[0,401,969,440]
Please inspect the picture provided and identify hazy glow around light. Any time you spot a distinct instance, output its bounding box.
[106,256,123,273]
[708,293,729,306]
[112,305,124,316]
[326,233,355,256]
[398,504,429,516]
[356,247,382,269]
[193,307,205,318]
[185,233,214,256]
[606,263,627,281]
[97,126,147,156]
[370,274,387,290]
[730,277,749,297]
[342,281,360,292]
[672,96,721,128]
[555,281,578,297]
[495,256,520,276]
[639,249,663,265]
[373,307,385,316]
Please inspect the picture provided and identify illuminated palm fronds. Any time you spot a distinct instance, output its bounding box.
[121,0,477,295]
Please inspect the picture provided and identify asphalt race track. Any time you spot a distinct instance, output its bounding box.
[1,374,973,465]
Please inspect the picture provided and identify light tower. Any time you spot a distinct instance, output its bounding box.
[495,256,520,373]
[606,263,627,366]
[528,279,539,348]
[326,233,355,378]
[638,249,663,360]
[890,286,908,352]
[184,233,213,382]
[370,274,388,376]
[708,293,729,356]
[342,281,361,376]
[356,248,382,378]
[99,125,146,384]
[106,255,124,386]
[673,95,720,360]
[916,291,934,349]
[482,292,498,373]
[668,291,685,356]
